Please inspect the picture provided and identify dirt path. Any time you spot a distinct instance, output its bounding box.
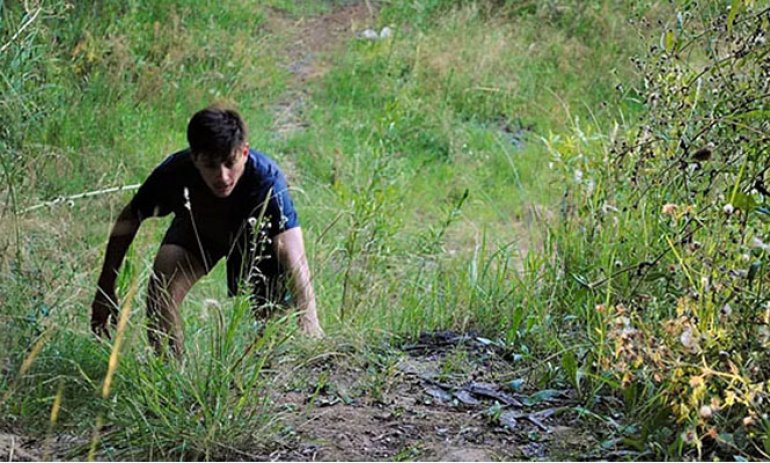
[261,332,609,461]
[260,5,601,461]
[265,2,376,137]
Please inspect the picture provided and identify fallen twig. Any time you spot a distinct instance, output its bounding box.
[20,184,140,214]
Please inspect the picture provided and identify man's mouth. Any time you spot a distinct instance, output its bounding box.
[214,183,232,195]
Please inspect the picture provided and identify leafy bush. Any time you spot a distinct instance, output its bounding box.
[547,2,770,458]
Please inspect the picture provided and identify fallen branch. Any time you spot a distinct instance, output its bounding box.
[20,184,140,214]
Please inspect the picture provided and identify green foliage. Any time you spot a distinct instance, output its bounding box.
[2,295,290,459]
[0,0,706,459]
[1,0,279,202]
[546,2,770,458]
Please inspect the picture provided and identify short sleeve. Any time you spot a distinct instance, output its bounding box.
[263,173,299,237]
[129,164,177,220]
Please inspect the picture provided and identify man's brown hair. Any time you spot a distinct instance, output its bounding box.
[187,105,248,162]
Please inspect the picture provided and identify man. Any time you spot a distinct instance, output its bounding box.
[91,106,323,356]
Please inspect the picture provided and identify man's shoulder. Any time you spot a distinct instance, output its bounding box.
[142,149,195,185]
[157,149,192,171]
[246,148,283,179]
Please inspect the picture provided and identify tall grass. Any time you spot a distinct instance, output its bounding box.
[538,3,770,458]
[0,0,700,459]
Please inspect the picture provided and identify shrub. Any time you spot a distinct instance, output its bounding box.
[548,2,770,458]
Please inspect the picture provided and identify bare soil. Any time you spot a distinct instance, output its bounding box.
[0,433,39,462]
[1,332,613,462]
[259,332,609,461]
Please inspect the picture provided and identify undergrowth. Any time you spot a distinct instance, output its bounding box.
[4,0,764,460]
[544,2,770,459]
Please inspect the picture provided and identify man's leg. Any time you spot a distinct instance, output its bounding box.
[226,244,288,321]
[147,244,207,357]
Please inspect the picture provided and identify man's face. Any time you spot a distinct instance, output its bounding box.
[192,144,249,198]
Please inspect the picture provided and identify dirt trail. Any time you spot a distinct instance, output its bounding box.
[258,5,599,461]
[262,332,608,461]
[266,2,376,137]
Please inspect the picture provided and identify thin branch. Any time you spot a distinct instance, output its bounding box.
[20,184,141,214]
[0,8,42,55]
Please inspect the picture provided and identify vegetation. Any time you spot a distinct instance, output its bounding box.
[1,0,768,459]
[545,2,770,457]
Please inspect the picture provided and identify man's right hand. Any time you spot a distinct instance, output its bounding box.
[91,290,118,338]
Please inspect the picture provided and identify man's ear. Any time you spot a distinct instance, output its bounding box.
[241,144,249,158]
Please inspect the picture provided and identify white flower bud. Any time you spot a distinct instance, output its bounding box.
[661,203,678,215]
[750,237,770,252]
[183,187,191,211]
[723,203,734,215]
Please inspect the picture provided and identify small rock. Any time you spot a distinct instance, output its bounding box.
[439,447,492,462]
[499,411,518,430]
[424,386,453,403]
[359,29,379,40]
[455,390,481,406]
[508,378,525,392]
[380,26,393,39]
[521,442,545,458]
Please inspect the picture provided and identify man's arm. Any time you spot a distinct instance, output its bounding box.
[91,204,142,336]
[273,227,324,338]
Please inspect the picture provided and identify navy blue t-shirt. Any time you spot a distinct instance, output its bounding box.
[130,148,299,243]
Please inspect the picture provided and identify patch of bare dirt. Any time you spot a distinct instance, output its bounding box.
[261,332,607,461]
[266,2,376,81]
[265,2,377,138]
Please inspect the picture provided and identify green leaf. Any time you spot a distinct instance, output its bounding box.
[523,389,562,406]
[561,351,580,393]
[643,271,669,282]
[732,192,757,212]
[748,261,762,286]
[727,0,743,34]
[757,207,770,223]
[664,30,675,53]
[571,273,591,288]
[735,109,770,120]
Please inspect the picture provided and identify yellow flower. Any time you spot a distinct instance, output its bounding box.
[689,376,704,388]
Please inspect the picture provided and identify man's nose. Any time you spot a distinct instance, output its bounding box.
[216,166,230,182]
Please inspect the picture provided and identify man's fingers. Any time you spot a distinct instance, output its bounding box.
[96,324,112,340]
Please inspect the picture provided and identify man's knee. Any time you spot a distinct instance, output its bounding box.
[150,245,205,300]
[154,243,201,278]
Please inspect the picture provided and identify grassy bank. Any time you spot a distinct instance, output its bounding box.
[6,0,763,459]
